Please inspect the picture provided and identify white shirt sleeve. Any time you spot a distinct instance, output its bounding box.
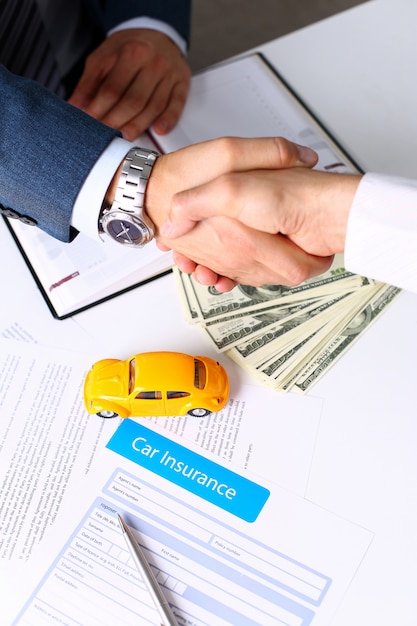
[70,137,134,242]
[108,17,187,56]
[345,172,417,293]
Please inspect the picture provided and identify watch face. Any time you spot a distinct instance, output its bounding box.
[106,218,146,245]
[102,211,153,247]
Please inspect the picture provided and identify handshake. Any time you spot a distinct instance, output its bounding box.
[143,135,410,391]
[145,136,362,293]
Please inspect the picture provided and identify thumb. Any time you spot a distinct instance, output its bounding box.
[172,135,317,177]
[159,137,317,238]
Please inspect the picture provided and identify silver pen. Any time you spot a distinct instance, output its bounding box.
[117,514,179,626]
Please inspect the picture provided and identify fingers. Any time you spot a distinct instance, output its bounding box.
[177,135,317,178]
[218,229,332,288]
[160,211,332,293]
[156,241,237,292]
[193,267,237,293]
[160,171,265,239]
[170,251,237,292]
[158,138,318,238]
[152,79,191,135]
[213,276,238,293]
[161,213,333,289]
[172,251,198,275]
[67,30,191,139]
[156,244,235,292]
[67,45,125,117]
[148,136,318,232]
[69,40,159,131]
[85,47,147,122]
[68,65,108,112]
[118,73,190,140]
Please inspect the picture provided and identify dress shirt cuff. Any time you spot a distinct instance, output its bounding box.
[345,172,417,292]
[71,137,134,242]
[107,17,187,56]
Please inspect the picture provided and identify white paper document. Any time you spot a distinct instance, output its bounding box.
[141,386,322,496]
[152,54,357,176]
[0,217,103,351]
[0,340,373,625]
[0,339,321,565]
[0,340,118,563]
[14,419,372,626]
[5,220,173,319]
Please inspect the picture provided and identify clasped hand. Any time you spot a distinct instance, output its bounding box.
[145,136,360,292]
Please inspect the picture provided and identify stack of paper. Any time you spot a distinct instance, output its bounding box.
[174,257,401,393]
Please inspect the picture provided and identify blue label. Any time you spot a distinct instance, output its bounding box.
[106,420,269,522]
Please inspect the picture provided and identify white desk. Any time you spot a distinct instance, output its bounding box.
[258,0,417,178]
[255,1,417,625]
[2,1,417,625]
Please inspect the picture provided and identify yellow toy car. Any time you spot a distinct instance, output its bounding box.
[84,351,229,418]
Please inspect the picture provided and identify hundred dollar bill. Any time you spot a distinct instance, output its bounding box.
[228,288,372,369]
[173,260,398,394]
[226,290,364,375]
[258,323,337,389]
[261,282,391,392]
[173,265,321,331]
[269,295,370,391]
[186,271,368,325]
[232,328,322,389]
[173,266,200,323]
[203,296,327,352]
[243,283,401,394]
[287,283,402,393]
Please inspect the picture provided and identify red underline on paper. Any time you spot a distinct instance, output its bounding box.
[49,271,80,292]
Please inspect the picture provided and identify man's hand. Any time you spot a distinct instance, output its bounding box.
[145,136,331,291]
[67,29,191,140]
[162,167,361,255]
[155,151,362,291]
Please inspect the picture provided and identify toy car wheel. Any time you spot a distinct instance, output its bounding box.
[187,408,211,417]
[96,410,119,418]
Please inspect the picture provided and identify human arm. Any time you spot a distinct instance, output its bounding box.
[0,72,317,248]
[0,66,120,242]
[0,73,328,287]
[67,1,192,139]
[161,166,417,293]
[345,173,417,292]
[161,167,359,255]
[143,138,332,289]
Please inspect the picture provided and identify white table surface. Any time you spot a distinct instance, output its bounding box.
[2,1,417,625]
[254,1,417,624]
[257,0,417,178]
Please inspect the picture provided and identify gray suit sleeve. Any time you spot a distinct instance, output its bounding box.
[0,66,121,242]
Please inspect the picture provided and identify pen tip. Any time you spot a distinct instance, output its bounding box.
[117,513,126,530]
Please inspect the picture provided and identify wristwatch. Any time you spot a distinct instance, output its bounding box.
[99,147,160,247]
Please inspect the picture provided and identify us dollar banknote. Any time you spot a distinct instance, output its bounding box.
[174,255,368,324]
[203,297,327,351]
[173,265,401,394]
[227,290,364,367]
[288,283,402,393]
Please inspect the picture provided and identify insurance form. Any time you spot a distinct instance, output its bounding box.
[0,338,324,623]
[14,420,372,626]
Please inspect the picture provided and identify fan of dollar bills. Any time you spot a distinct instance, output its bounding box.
[173,255,401,394]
